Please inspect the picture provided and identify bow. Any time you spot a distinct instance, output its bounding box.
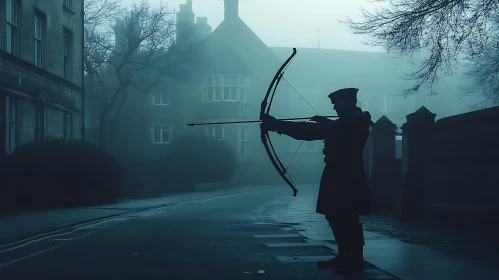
[187,48,332,196]
[260,48,331,196]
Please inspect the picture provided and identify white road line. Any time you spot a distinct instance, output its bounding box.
[0,243,65,269]
[48,230,95,242]
[0,192,252,254]
[253,234,302,238]
[265,242,328,248]
[0,190,261,269]
[274,255,334,263]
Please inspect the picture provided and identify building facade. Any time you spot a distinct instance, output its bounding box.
[0,0,83,155]
[110,0,477,190]
[129,0,325,187]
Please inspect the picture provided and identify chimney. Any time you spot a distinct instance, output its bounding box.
[224,0,239,21]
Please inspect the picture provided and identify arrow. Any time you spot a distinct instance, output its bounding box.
[186,115,338,126]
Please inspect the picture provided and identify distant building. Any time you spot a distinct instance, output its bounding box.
[113,0,475,189]
[0,0,83,155]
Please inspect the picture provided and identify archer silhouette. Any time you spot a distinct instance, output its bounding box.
[262,88,373,274]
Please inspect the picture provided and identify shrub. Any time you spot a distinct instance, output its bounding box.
[2,138,123,210]
[153,134,238,192]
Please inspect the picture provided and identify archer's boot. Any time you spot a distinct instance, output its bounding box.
[333,223,365,275]
[332,251,364,274]
[317,238,344,269]
[317,224,345,269]
[317,254,342,269]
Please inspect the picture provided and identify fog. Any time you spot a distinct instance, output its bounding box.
[83,0,489,192]
[3,2,499,277]
[125,0,387,52]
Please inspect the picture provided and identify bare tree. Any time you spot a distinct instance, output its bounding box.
[343,0,499,100]
[464,15,499,108]
[84,0,195,149]
[84,0,122,25]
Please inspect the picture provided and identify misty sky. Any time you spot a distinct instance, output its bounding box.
[125,0,386,52]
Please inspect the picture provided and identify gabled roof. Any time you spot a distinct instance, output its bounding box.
[198,17,282,78]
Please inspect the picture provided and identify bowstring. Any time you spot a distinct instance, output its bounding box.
[280,76,321,172]
[282,77,321,116]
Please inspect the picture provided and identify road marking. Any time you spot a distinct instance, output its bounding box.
[0,243,64,269]
[265,242,328,248]
[275,255,335,263]
[48,230,95,243]
[193,193,250,203]
[0,190,268,269]
[253,234,302,238]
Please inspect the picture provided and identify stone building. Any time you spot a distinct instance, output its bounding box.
[0,0,83,155]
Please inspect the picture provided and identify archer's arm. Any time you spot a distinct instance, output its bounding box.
[274,120,335,141]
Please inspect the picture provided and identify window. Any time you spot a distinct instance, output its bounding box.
[63,29,73,81]
[152,125,171,144]
[240,127,247,159]
[153,92,169,105]
[240,87,246,102]
[7,97,17,153]
[223,76,239,101]
[34,11,45,68]
[35,104,46,141]
[5,0,19,56]
[63,112,73,140]
[213,125,224,140]
[204,125,225,140]
[63,0,72,9]
[203,75,248,103]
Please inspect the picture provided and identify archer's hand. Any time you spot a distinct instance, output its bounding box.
[262,114,280,132]
[310,115,329,123]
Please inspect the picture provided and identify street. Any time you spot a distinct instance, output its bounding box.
[0,185,498,280]
[0,186,395,280]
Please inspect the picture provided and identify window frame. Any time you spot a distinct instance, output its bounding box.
[202,75,248,103]
[153,92,170,106]
[151,124,172,144]
[213,124,224,140]
[5,0,19,56]
[63,28,73,81]
[63,0,72,9]
[34,10,45,68]
[6,96,18,153]
[240,126,247,159]
[34,102,46,141]
[63,112,73,140]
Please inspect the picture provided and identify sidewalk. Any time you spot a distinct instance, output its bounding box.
[253,185,499,280]
[0,185,263,246]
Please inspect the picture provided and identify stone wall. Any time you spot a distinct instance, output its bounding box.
[391,106,499,224]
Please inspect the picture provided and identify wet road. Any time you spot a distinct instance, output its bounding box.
[0,187,371,280]
[0,186,398,280]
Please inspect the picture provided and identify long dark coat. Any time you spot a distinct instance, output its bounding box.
[275,108,373,216]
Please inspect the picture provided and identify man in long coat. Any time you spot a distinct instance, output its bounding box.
[262,88,373,274]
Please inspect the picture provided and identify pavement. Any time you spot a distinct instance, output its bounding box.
[253,186,499,280]
[0,185,497,279]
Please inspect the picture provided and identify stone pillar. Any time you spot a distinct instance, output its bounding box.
[396,106,436,220]
[370,116,398,212]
